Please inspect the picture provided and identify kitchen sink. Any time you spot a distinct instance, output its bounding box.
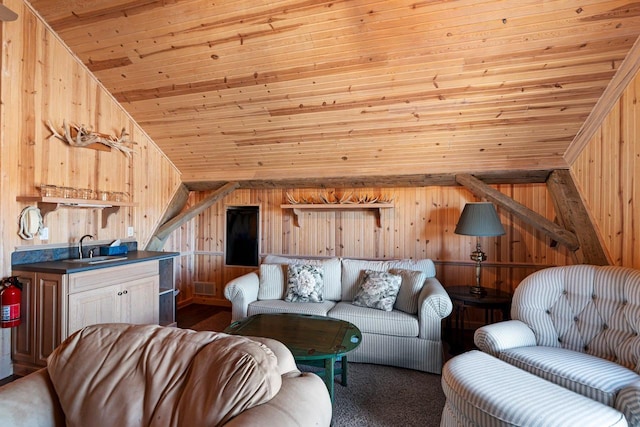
[63,255,128,264]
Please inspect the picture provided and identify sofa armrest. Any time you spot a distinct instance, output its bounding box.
[616,379,640,426]
[224,272,259,321]
[417,277,453,340]
[474,320,537,357]
[0,368,65,427]
[224,371,332,427]
[247,336,298,376]
[224,329,332,426]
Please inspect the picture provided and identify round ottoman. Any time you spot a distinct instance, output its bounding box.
[441,350,627,426]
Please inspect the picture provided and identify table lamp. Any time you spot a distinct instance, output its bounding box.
[454,202,505,295]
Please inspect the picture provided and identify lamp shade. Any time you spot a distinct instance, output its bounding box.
[454,202,505,237]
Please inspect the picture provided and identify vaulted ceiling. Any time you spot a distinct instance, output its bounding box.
[25,0,640,188]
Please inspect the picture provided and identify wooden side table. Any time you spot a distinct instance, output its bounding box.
[446,286,512,353]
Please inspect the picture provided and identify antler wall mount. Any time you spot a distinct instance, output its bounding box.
[45,120,135,156]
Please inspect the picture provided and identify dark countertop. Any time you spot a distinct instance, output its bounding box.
[12,250,179,274]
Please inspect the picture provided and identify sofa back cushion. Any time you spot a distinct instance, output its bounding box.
[258,263,287,300]
[513,265,640,372]
[260,255,342,300]
[390,268,427,314]
[341,258,436,305]
[47,324,281,427]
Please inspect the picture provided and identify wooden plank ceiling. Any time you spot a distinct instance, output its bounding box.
[26,0,640,188]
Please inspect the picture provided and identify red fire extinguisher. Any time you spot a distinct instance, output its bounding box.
[1,276,22,328]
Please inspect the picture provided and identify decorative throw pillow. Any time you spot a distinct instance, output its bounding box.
[264,255,341,301]
[284,264,324,302]
[352,270,402,311]
[390,268,426,314]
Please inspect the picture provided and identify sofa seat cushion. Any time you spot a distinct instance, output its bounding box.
[500,346,639,406]
[47,323,282,427]
[248,299,336,317]
[328,302,418,337]
[442,350,628,427]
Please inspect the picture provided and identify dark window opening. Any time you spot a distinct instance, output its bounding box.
[225,206,259,267]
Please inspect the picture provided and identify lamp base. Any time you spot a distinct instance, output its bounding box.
[469,286,487,296]
[469,239,487,296]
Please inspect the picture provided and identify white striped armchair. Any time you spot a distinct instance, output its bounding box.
[474,265,640,426]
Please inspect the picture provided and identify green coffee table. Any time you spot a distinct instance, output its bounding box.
[224,313,361,402]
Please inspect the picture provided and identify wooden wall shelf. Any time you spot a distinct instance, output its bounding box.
[280,203,394,228]
[17,196,137,228]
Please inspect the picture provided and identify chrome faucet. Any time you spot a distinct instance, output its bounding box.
[79,234,93,259]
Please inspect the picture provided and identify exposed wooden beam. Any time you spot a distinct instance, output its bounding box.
[185,170,552,191]
[146,182,239,251]
[145,183,191,251]
[565,34,640,164]
[546,170,610,265]
[160,183,191,225]
[455,173,579,251]
[157,182,239,240]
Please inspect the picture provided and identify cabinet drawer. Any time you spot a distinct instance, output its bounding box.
[68,261,159,294]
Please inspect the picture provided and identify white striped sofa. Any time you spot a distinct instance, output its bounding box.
[224,255,453,374]
[473,265,640,426]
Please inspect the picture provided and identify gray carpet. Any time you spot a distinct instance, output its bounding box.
[327,362,444,426]
[189,313,445,426]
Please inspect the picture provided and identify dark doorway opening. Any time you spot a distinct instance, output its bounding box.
[225,206,259,267]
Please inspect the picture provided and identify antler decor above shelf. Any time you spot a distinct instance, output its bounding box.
[282,192,394,228]
[285,191,394,205]
[45,120,135,156]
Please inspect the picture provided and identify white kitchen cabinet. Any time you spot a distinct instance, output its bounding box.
[68,284,119,334]
[67,261,159,336]
[121,275,159,325]
[12,260,160,375]
[68,275,159,333]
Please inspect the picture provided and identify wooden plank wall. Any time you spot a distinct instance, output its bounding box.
[0,0,182,258]
[571,70,640,268]
[168,184,574,307]
[0,0,182,377]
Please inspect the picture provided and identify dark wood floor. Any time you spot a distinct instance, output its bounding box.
[176,304,230,329]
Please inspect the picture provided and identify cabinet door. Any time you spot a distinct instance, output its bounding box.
[121,275,159,325]
[11,272,36,365]
[36,273,65,365]
[68,284,120,336]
